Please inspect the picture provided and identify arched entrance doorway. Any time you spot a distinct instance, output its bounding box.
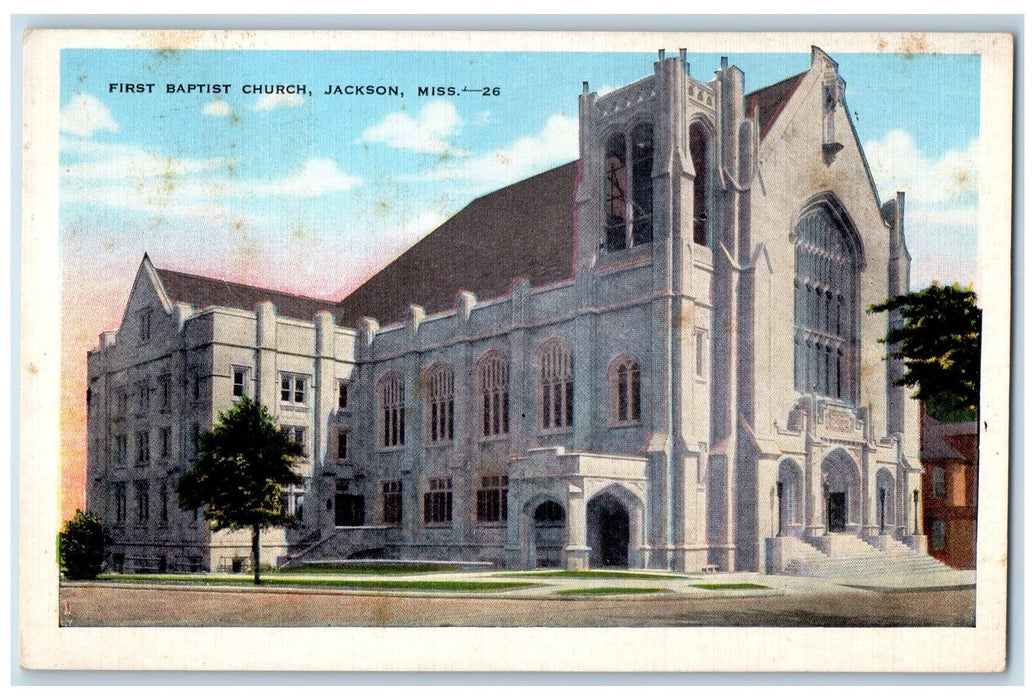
[821,449,861,534]
[530,499,565,568]
[587,493,630,567]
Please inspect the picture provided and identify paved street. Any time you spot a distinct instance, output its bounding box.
[59,571,976,627]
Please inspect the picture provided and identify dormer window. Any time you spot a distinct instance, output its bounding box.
[604,123,654,252]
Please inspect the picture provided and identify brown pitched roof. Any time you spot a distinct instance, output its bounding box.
[156,267,338,322]
[337,161,578,327]
[921,412,978,462]
[745,71,807,140]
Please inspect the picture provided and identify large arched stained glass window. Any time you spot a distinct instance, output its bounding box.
[793,203,860,402]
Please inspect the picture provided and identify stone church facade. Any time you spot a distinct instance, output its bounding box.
[85,47,928,574]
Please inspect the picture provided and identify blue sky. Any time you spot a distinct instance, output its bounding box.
[59,48,981,307]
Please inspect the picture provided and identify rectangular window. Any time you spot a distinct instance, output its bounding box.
[113,434,128,464]
[338,380,349,410]
[139,308,152,343]
[136,382,150,414]
[134,480,149,523]
[695,329,707,377]
[159,375,171,411]
[423,477,453,525]
[931,520,947,551]
[232,367,248,397]
[159,427,171,459]
[113,482,127,523]
[382,480,402,524]
[932,468,947,498]
[191,371,202,401]
[136,431,150,465]
[116,388,128,415]
[281,373,307,405]
[476,475,508,523]
[283,426,307,457]
[281,482,306,520]
[159,481,169,523]
[337,430,349,461]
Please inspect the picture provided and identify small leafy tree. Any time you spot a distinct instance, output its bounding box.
[58,510,110,580]
[176,397,303,584]
[869,282,981,422]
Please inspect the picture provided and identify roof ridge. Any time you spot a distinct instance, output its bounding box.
[155,266,338,304]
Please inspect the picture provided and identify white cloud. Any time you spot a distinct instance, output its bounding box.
[253,93,305,111]
[257,157,361,197]
[359,101,462,154]
[203,99,234,117]
[864,129,979,205]
[60,94,118,137]
[420,113,578,189]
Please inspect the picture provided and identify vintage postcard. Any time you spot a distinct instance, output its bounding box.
[19,29,1012,672]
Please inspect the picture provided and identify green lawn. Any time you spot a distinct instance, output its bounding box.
[498,570,686,580]
[692,583,769,590]
[96,574,533,592]
[272,564,461,575]
[553,586,669,596]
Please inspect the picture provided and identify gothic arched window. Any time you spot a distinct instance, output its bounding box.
[793,203,860,402]
[604,123,654,252]
[537,339,574,431]
[688,121,711,246]
[608,354,641,424]
[377,371,405,448]
[425,363,454,443]
[478,351,510,437]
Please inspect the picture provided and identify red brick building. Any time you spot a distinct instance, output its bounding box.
[921,412,978,569]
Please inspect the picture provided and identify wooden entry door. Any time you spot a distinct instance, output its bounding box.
[828,492,847,532]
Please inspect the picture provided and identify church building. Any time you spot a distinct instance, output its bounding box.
[85,47,931,575]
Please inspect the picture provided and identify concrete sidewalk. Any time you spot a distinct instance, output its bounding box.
[93,566,976,600]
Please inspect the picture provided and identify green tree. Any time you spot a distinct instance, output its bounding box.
[176,397,303,584]
[58,510,111,580]
[869,282,981,422]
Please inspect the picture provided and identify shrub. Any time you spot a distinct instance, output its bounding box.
[58,510,110,580]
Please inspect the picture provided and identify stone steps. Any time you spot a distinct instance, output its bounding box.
[781,534,953,580]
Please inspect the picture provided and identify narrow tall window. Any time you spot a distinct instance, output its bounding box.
[792,203,859,402]
[537,340,574,431]
[159,375,171,411]
[159,426,171,459]
[605,133,628,252]
[337,429,349,461]
[689,122,711,246]
[609,355,641,424]
[479,352,510,437]
[113,482,127,523]
[136,430,150,465]
[424,477,453,524]
[630,123,654,246]
[604,124,655,252]
[476,475,508,523]
[426,364,455,443]
[232,367,248,397]
[378,372,405,448]
[382,481,402,524]
[134,480,149,523]
[337,380,349,410]
[932,467,947,498]
[139,308,152,343]
[159,481,169,523]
